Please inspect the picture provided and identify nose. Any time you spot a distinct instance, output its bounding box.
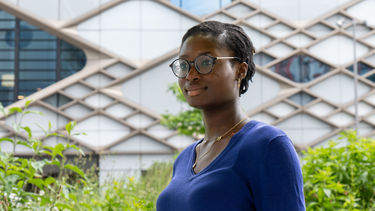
[185,65,200,81]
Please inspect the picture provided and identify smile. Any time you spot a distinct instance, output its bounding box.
[185,86,207,97]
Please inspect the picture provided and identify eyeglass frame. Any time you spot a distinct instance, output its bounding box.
[169,55,242,79]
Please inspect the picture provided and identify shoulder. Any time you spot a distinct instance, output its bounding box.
[234,120,294,166]
[238,120,290,150]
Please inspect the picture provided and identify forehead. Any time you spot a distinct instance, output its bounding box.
[179,35,231,58]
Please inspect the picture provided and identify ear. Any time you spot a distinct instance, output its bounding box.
[237,62,248,80]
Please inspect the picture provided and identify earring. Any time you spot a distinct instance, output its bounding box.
[237,79,241,90]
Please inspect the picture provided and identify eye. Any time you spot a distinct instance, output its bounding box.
[179,61,189,70]
[197,56,213,68]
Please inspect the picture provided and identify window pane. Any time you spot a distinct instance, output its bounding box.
[270,54,331,83]
[60,50,85,59]
[0,50,15,59]
[0,38,14,49]
[18,90,34,97]
[19,71,56,80]
[20,40,56,49]
[0,90,13,99]
[0,61,14,69]
[0,20,15,29]
[347,62,373,75]
[170,0,232,15]
[19,51,56,59]
[18,80,54,90]
[61,60,85,70]
[20,21,38,30]
[19,61,56,69]
[0,11,15,20]
[20,30,55,40]
[289,92,316,106]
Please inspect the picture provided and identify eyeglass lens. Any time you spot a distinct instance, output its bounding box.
[171,55,214,78]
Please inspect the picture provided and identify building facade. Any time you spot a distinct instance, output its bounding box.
[0,0,374,182]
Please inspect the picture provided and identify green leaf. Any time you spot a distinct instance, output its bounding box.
[24,99,32,108]
[17,140,32,149]
[17,180,24,188]
[22,126,32,138]
[44,176,55,186]
[66,144,85,155]
[65,121,76,135]
[8,107,22,114]
[64,164,85,178]
[0,137,13,143]
[48,121,52,132]
[28,178,45,189]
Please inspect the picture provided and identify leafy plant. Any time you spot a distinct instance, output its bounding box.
[160,83,204,137]
[0,101,174,210]
[302,131,375,211]
[0,101,86,210]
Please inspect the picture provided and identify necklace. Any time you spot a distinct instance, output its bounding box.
[192,117,248,170]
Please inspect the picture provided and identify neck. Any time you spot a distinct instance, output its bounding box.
[202,100,246,140]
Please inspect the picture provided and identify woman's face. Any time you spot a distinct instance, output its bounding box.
[178,35,241,110]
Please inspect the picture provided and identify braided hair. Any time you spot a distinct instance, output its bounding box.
[181,21,256,96]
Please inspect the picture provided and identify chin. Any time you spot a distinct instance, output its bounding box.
[186,99,205,109]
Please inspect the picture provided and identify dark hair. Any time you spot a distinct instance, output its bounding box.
[181,21,256,96]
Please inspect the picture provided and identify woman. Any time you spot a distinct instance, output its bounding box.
[157,21,305,210]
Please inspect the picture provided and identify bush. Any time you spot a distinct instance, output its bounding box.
[0,101,173,210]
[302,131,375,211]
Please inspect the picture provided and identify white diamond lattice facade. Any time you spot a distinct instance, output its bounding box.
[0,0,375,182]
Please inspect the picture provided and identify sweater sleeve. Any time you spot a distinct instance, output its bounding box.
[254,135,305,211]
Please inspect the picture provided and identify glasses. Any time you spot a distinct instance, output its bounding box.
[169,55,240,78]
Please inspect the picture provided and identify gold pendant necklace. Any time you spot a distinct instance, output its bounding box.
[192,117,248,170]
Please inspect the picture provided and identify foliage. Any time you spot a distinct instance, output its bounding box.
[302,131,375,211]
[160,83,204,136]
[0,101,86,210]
[0,101,173,210]
[75,162,173,211]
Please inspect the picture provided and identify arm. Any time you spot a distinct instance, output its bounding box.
[255,136,305,210]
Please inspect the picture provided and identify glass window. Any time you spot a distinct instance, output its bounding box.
[18,80,55,90]
[0,10,87,106]
[43,93,72,107]
[19,61,56,69]
[270,54,331,83]
[0,11,15,20]
[19,71,56,80]
[253,53,274,66]
[347,62,373,75]
[19,51,56,59]
[289,92,316,106]
[170,0,232,16]
[0,50,15,59]
[20,40,57,49]
[366,74,375,83]
[20,30,55,40]
[0,61,14,69]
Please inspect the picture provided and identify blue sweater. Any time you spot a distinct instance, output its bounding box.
[157,120,305,211]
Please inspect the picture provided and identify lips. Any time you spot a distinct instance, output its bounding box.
[185,85,207,97]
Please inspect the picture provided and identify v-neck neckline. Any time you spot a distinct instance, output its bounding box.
[189,120,255,177]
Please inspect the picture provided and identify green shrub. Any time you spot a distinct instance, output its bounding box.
[161,83,204,136]
[302,131,375,211]
[0,101,173,210]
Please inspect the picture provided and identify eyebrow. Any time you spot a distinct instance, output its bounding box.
[179,51,212,59]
